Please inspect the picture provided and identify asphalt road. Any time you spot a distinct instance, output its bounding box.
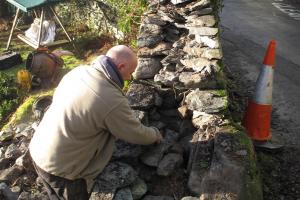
[220,0,300,146]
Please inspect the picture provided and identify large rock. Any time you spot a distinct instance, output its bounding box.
[195,35,220,49]
[187,129,214,195]
[189,7,213,16]
[186,15,216,27]
[0,182,19,200]
[192,111,224,129]
[183,46,222,60]
[157,153,184,176]
[133,58,162,79]
[184,89,228,113]
[143,15,167,26]
[179,71,217,89]
[127,83,162,110]
[183,46,206,57]
[17,191,48,200]
[130,177,148,200]
[114,187,133,200]
[202,49,223,60]
[187,0,210,11]
[138,23,164,48]
[189,27,218,36]
[138,43,173,57]
[180,58,218,72]
[154,68,179,86]
[140,129,179,167]
[138,35,164,48]
[0,129,14,142]
[198,132,263,200]
[95,162,138,191]
[0,165,24,184]
[112,140,142,160]
[4,143,22,160]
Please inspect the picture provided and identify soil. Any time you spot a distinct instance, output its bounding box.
[225,66,300,200]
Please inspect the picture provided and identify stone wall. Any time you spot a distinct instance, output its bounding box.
[124,0,263,199]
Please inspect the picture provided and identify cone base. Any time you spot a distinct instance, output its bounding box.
[253,140,284,152]
[243,101,272,141]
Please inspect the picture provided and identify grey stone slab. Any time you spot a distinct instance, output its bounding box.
[186,15,216,27]
[189,27,218,36]
[133,57,163,79]
[130,177,148,200]
[95,162,138,191]
[126,83,157,110]
[185,89,228,113]
[157,153,183,176]
[138,43,172,57]
[114,187,133,200]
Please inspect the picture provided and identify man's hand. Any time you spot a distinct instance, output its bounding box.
[155,131,163,144]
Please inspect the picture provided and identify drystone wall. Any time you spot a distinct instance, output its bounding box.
[0,0,262,200]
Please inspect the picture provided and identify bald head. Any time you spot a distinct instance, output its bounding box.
[106,45,137,80]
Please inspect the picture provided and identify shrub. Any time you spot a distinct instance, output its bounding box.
[0,72,22,126]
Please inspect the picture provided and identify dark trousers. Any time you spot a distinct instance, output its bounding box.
[33,162,89,200]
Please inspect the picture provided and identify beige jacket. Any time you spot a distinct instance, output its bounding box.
[29,64,160,190]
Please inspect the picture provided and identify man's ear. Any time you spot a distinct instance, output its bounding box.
[117,63,126,71]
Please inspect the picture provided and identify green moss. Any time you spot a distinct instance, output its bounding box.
[2,90,54,130]
[213,89,227,97]
[234,132,263,200]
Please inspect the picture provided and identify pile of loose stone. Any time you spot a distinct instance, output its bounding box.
[0,0,259,200]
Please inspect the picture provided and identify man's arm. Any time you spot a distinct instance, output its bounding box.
[104,99,162,145]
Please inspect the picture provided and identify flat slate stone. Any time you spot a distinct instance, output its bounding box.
[143,15,167,26]
[114,187,133,200]
[195,35,220,48]
[157,153,184,176]
[189,27,218,36]
[112,140,142,160]
[154,67,179,86]
[187,0,210,11]
[185,89,228,113]
[186,15,216,27]
[138,43,172,57]
[95,162,138,191]
[133,57,162,79]
[130,177,148,200]
[126,83,158,110]
[180,58,213,72]
[138,35,164,48]
[140,129,179,167]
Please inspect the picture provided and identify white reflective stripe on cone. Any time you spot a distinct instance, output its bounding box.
[253,65,274,105]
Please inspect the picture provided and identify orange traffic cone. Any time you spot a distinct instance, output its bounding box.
[243,40,283,151]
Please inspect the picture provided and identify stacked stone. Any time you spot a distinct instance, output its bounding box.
[0,123,49,199]
[120,0,234,199]
[89,0,230,199]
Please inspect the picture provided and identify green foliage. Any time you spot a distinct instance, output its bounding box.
[105,0,148,43]
[0,72,22,125]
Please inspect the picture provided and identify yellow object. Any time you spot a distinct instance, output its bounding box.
[17,69,32,91]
